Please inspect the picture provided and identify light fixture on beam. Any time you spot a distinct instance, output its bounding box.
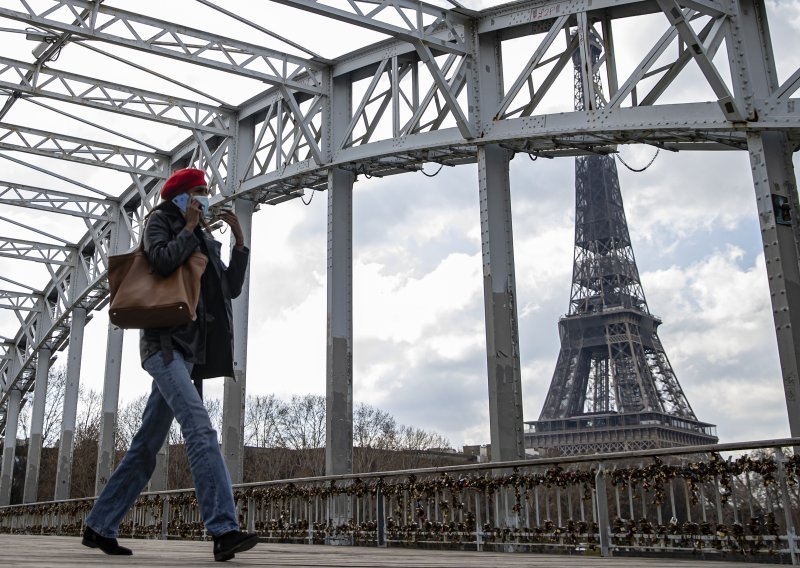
[25,30,61,59]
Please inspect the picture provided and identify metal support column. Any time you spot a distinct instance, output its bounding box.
[747,132,800,436]
[728,0,800,437]
[325,72,354,477]
[595,466,612,556]
[477,143,525,461]
[54,261,88,501]
[0,386,21,506]
[95,205,131,495]
[469,26,525,462]
[222,198,253,483]
[222,117,255,485]
[326,166,354,476]
[149,441,168,492]
[23,308,52,503]
[95,324,124,495]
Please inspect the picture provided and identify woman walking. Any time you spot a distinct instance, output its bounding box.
[82,168,257,562]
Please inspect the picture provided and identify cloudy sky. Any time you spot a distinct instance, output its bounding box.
[2,0,800,449]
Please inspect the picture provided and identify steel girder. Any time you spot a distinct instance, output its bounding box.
[0,56,234,134]
[0,0,325,94]
[0,182,113,220]
[0,123,168,178]
[0,0,798,436]
[270,0,471,55]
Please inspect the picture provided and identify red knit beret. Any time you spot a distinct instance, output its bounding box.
[160,168,207,200]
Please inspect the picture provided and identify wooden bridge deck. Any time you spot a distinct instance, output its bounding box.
[0,535,787,567]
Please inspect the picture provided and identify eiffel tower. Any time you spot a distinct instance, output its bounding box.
[525,29,718,456]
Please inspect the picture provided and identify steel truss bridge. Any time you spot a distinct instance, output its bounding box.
[0,0,798,517]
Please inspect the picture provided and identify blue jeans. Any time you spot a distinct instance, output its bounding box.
[86,350,239,538]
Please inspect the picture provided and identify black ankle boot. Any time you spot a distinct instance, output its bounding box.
[81,525,133,555]
[212,530,259,562]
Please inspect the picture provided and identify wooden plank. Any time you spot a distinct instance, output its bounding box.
[0,535,781,567]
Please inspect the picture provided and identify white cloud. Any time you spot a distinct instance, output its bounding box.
[642,248,787,441]
[355,252,482,343]
[248,279,327,399]
[646,247,774,365]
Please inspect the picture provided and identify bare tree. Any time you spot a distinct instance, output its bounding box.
[397,425,450,452]
[281,394,325,450]
[354,402,397,450]
[17,366,67,448]
[70,387,104,498]
[116,394,148,450]
[204,397,223,442]
[75,387,102,443]
[244,394,285,448]
[41,367,67,447]
[352,402,400,472]
[25,386,462,493]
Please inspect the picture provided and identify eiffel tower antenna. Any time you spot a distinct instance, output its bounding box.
[526,26,718,456]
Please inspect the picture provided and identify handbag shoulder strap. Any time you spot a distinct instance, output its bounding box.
[138,208,164,252]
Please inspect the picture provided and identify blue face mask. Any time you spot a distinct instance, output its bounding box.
[193,195,210,218]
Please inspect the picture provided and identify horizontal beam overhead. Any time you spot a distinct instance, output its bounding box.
[0,181,113,220]
[0,291,39,312]
[477,0,727,36]
[0,122,168,177]
[0,56,233,135]
[270,0,467,55]
[0,0,326,94]
[0,237,75,266]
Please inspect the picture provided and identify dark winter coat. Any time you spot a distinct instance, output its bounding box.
[139,200,250,380]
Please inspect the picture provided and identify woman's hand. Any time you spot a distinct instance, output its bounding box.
[219,210,245,248]
[183,198,202,233]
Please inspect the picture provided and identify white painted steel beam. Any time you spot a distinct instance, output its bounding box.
[0,386,20,505]
[0,123,168,177]
[0,291,39,313]
[478,144,525,462]
[414,42,475,139]
[0,238,75,266]
[270,0,468,55]
[748,132,800,438]
[655,0,742,121]
[325,74,354,477]
[471,26,525,462]
[222,198,253,485]
[0,182,113,221]
[53,304,86,501]
[0,57,233,135]
[496,14,569,119]
[326,168,354,476]
[729,0,800,438]
[53,259,89,501]
[221,116,256,485]
[22,341,51,503]
[0,0,324,94]
[477,0,727,36]
[94,206,130,496]
[149,442,169,493]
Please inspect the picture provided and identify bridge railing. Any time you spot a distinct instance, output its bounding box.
[0,439,798,563]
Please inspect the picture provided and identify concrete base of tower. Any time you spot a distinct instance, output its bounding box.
[525,411,718,457]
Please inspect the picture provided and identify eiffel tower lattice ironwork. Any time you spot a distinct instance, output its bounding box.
[525,29,718,456]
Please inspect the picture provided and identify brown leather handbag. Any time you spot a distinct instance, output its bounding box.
[107,241,208,329]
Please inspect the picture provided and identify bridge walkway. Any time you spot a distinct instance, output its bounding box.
[0,534,781,567]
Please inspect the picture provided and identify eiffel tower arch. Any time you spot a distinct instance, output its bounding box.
[526,30,718,457]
